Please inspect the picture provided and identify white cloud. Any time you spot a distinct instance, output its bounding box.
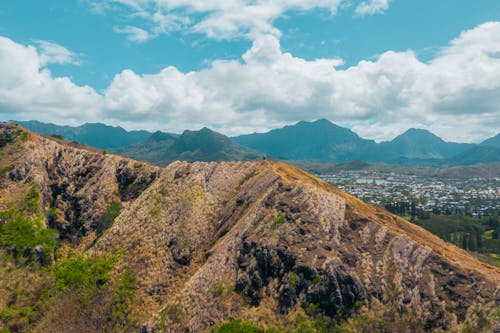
[114,25,154,43]
[1,22,500,143]
[0,36,101,124]
[35,40,82,66]
[355,0,391,17]
[93,0,344,41]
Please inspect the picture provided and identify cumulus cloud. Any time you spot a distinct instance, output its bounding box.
[355,0,391,17]
[1,22,500,142]
[0,36,101,124]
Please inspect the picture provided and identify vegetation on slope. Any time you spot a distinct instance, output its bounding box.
[0,174,136,332]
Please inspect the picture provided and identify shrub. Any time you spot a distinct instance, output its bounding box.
[22,185,41,215]
[0,210,57,265]
[214,320,263,333]
[96,202,122,236]
[54,254,116,291]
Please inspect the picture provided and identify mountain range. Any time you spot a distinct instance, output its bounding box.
[14,119,500,167]
[233,119,499,166]
[0,121,498,332]
[112,127,263,166]
[16,120,153,149]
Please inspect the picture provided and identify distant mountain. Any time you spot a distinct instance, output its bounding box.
[16,119,497,167]
[480,134,500,148]
[234,119,383,162]
[380,128,474,159]
[15,120,153,149]
[294,160,500,179]
[234,120,495,166]
[445,145,500,166]
[113,127,263,166]
[435,162,500,179]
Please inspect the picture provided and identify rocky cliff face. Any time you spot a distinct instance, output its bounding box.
[0,122,498,333]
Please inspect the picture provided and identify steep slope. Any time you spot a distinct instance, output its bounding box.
[97,165,499,332]
[234,119,383,162]
[0,122,498,333]
[0,122,160,242]
[481,133,500,148]
[113,127,264,166]
[16,120,153,149]
[380,128,474,159]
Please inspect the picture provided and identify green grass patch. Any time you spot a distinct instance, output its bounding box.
[0,210,57,265]
[96,202,122,236]
[54,254,117,291]
[270,214,286,230]
[215,284,225,297]
[22,185,41,215]
[213,320,263,333]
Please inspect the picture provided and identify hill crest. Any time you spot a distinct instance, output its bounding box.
[0,121,498,332]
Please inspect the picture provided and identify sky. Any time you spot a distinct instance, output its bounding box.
[0,0,499,143]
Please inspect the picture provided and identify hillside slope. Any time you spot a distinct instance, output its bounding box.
[0,122,498,333]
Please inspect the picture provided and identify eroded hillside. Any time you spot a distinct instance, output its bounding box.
[0,122,498,333]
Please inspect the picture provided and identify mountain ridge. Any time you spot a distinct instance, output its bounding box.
[12,119,500,167]
[112,126,263,166]
[0,122,498,332]
[234,119,497,166]
[15,120,154,149]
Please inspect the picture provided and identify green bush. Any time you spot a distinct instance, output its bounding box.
[111,269,137,328]
[96,202,122,236]
[55,255,116,291]
[214,320,263,333]
[22,185,41,215]
[0,210,57,265]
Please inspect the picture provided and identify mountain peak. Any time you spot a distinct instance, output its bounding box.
[313,118,333,125]
[149,131,176,142]
[395,128,443,141]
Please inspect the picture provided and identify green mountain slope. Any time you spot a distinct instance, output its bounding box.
[380,128,473,159]
[481,133,500,148]
[113,127,263,165]
[16,120,153,149]
[234,119,383,162]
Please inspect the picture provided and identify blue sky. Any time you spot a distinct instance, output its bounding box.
[0,0,499,142]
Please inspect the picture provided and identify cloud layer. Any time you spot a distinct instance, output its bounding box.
[90,0,346,41]
[1,22,500,142]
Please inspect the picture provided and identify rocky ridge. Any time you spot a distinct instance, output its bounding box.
[0,122,498,332]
